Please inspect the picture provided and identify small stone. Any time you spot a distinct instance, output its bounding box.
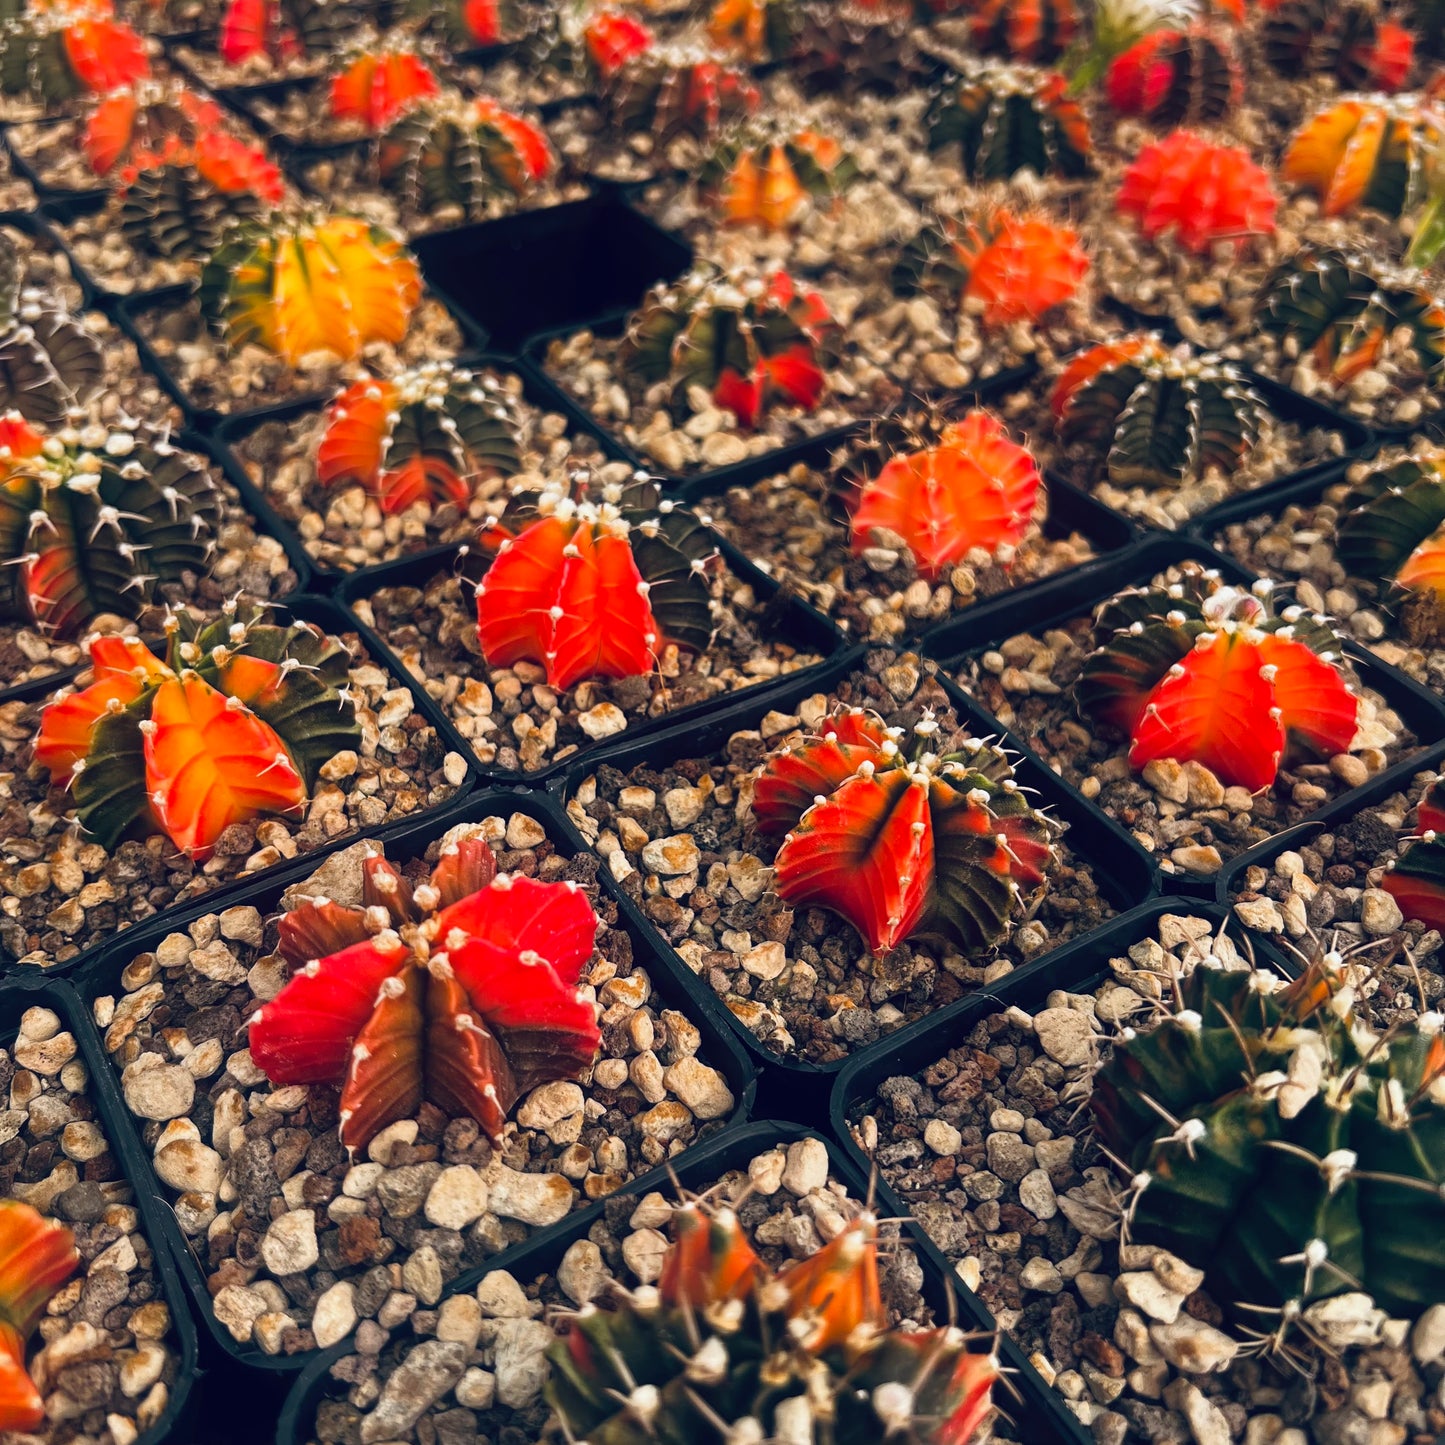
[1412,1303,1445,1363]
[1360,889,1404,937]
[154,1138,223,1195]
[1142,758,1188,804]
[261,1211,318,1276]
[748,1150,785,1195]
[517,1081,586,1132]
[436,1295,483,1351]
[403,1244,444,1306]
[1018,1168,1058,1220]
[780,1138,829,1196]
[1234,898,1284,933]
[1020,1257,1063,1293]
[557,1240,607,1305]
[662,1057,733,1119]
[578,703,627,740]
[492,1319,553,1409]
[475,1271,536,1319]
[312,1282,357,1349]
[212,1285,268,1344]
[924,1120,962,1155]
[1115,1271,1185,1324]
[122,1065,194,1121]
[1033,1008,1095,1067]
[1172,844,1223,874]
[119,1341,166,1397]
[485,1165,575,1227]
[641,834,700,876]
[741,941,786,980]
[424,1165,489,1230]
[1150,1316,1239,1373]
[360,1340,467,1444]
[622,1228,669,1284]
[1164,1379,1232,1445]
[455,1367,496,1411]
[1152,1251,1205,1297]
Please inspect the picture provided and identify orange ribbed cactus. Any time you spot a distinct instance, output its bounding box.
[1117,128,1278,253]
[1282,98,1426,219]
[847,410,1042,579]
[328,45,439,131]
[0,1203,78,1434]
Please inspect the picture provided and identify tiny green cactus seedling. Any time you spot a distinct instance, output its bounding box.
[752,704,1056,954]
[0,413,222,638]
[547,1199,1001,1445]
[1075,564,1360,792]
[1095,935,1445,1318]
[34,600,360,858]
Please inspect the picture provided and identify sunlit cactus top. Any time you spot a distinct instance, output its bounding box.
[700,121,857,231]
[0,2,148,107]
[474,468,719,690]
[1075,564,1361,791]
[34,600,361,859]
[199,214,422,366]
[0,413,222,638]
[621,265,840,430]
[753,704,1056,953]
[547,1200,1001,1445]
[1095,936,1445,1318]
[248,832,602,1153]
[327,35,439,131]
[82,79,223,177]
[0,1201,78,1434]
[316,362,525,515]
[219,0,354,64]
[844,409,1043,581]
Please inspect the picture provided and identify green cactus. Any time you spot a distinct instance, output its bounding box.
[1094,941,1445,1317]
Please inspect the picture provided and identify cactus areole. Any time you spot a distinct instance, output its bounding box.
[546,1201,1001,1445]
[0,1201,78,1432]
[248,835,602,1153]
[1095,943,1445,1318]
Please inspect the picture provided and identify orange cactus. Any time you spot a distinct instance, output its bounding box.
[1282,98,1426,220]
[705,128,854,231]
[848,410,1042,579]
[953,210,1089,327]
[58,15,149,93]
[1117,128,1277,253]
[0,1202,79,1434]
[329,47,439,131]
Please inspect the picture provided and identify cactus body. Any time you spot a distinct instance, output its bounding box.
[1282,98,1430,220]
[1105,27,1240,125]
[328,44,438,131]
[1262,0,1415,91]
[405,0,528,49]
[0,10,147,108]
[474,471,717,689]
[249,835,601,1152]
[0,1202,78,1433]
[218,0,353,63]
[701,126,856,231]
[969,0,1080,60]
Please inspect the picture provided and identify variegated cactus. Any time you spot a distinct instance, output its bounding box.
[1282,97,1430,221]
[219,0,354,64]
[1262,0,1415,91]
[327,37,438,131]
[700,124,857,231]
[1105,26,1241,125]
[0,1203,78,1433]
[0,4,148,108]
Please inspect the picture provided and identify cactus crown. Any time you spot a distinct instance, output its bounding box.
[1282,96,1430,221]
[1263,0,1414,90]
[219,0,354,64]
[317,362,525,516]
[1255,245,1445,387]
[474,468,719,690]
[1075,563,1360,791]
[0,234,103,425]
[621,266,840,430]
[1051,334,1265,489]
[327,34,439,131]
[598,34,760,145]
[752,703,1056,954]
[248,833,602,1153]
[844,408,1043,581]
[0,5,148,108]
[700,122,858,232]
[199,214,421,367]
[1117,127,1278,254]
[33,599,361,858]
[547,1202,1001,1445]
[82,80,218,177]
[0,413,222,638]
[926,60,1091,181]
[1105,26,1240,125]
[377,90,554,221]
[1095,933,1445,1319]
[0,1201,79,1434]
[894,208,1089,328]
[404,0,533,50]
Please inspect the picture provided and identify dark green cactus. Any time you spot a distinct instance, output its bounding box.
[1094,941,1445,1317]
[926,60,1091,182]
[1255,247,1445,386]
[121,165,267,262]
[0,417,223,638]
[604,43,759,146]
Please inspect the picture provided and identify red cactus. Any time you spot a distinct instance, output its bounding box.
[60,15,149,92]
[951,210,1089,326]
[1359,20,1415,89]
[248,836,601,1152]
[1105,28,1241,124]
[0,1202,78,1433]
[752,707,1054,954]
[329,48,439,131]
[586,9,653,77]
[1117,129,1278,254]
[847,410,1042,580]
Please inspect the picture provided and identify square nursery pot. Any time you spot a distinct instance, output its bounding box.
[4,118,109,204]
[828,897,1248,1445]
[274,1119,1083,1445]
[548,646,1158,1125]
[115,281,470,432]
[0,593,472,976]
[409,192,692,356]
[207,353,616,589]
[69,787,757,1380]
[0,971,199,1445]
[331,516,850,786]
[931,533,1445,898]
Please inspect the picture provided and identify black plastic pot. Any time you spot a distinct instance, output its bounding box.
[0,206,99,310]
[828,896,1240,1445]
[0,971,200,1445]
[70,785,757,1380]
[275,1118,1081,1445]
[409,191,691,355]
[329,510,852,787]
[0,117,107,205]
[927,533,1445,897]
[546,645,1158,1124]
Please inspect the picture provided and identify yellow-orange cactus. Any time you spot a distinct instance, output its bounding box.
[1282,98,1428,219]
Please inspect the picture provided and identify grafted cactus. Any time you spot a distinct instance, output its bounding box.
[1383,778,1445,928]
[328,39,438,131]
[1069,0,1201,90]
[249,833,601,1152]
[0,5,148,108]
[377,91,554,220]
[1051,335,1265,489]
[708,0,923,87]
[0,1202,78,1433]
[968,0,1079,60]
[1075,564,1360,790]
[1262,0,1415,91]
[700,124,857,231]
[316,362,524,514]
[474,469,718,689]
[33,601,360,857]
[199,215,421,366]
[621,266,840,429]
[600,35,760,146]
[547,1203,1000,1445]
[1095,940,1445,1318]
[83,80,216,176]
[1255,246,1445,386]
[927,60,1091,181]
[405,0,531,49]
[1105,27,1240,125]
[0,413,222,637]
[1282,97,1431,220]
[752,705,1056,953]
[218,0,354,64]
